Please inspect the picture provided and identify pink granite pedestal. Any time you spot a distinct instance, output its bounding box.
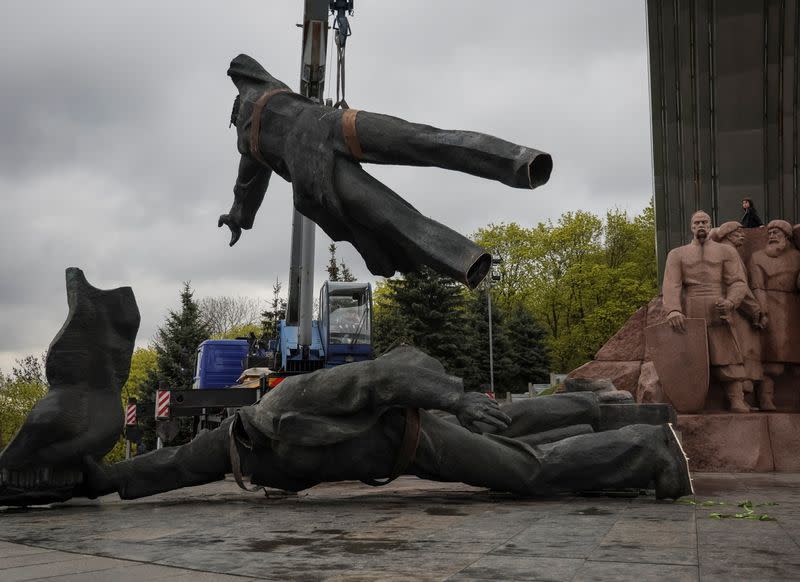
[677,413,800,472]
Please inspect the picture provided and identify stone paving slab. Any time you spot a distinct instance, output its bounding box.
[1,474,800,580]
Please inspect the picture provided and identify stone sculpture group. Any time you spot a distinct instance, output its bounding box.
[661,212,800,414]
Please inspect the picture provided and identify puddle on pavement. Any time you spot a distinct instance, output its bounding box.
[424,506,467,516]
[569,507,614,516]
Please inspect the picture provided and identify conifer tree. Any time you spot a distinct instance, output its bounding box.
[151,282,210,393]
[138,283,210,448]
[373,267,478,384]
[326,243,340,281]
[327,242,357,282]
[470,287,517,393]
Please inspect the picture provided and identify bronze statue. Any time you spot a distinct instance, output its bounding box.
[662,211,751,413]
[747,220,800,410]
[0,270,693,506]
[218,54,553,288]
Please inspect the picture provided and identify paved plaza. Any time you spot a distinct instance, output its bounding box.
[1,473,800,581]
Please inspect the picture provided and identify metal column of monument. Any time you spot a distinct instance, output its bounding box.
[647,0,800,278]
[287,0,332,348]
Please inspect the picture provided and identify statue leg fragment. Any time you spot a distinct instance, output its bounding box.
[758,376,778,411]
[333,158,491,287]
[352,112,553,190]
[724,381,750,413]
[410,412,692,499]
[86,419,234,500]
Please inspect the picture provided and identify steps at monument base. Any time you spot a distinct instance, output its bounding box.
[677,413,800,472]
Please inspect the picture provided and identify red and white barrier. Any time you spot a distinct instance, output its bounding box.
[125,403,137,426]
[155,390,170,419]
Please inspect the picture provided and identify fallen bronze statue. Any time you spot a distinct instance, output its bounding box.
[219,54,554,288]
[0,270,693,507]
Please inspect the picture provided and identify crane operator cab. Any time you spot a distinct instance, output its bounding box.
[320,281,373,367]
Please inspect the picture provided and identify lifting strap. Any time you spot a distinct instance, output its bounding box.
[228,414,262,492]
[249,89,291,166]
[361,407,422,487]
[342,108,363,160]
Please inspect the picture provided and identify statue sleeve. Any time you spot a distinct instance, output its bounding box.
[722,248,748,306]
[748,257,769,313]
[229,154,272,229]
[662,249,683,313]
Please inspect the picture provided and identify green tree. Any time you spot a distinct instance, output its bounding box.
[326,242,357,282]
[138,283,210,448]
[326,243,340,281]
[469,286,516,394]
[501,303,550,389]
[373,267,479,386]
[150,282,209,393]
[0,357,48,449]
[474,202,657,372]
[260,277,287,339]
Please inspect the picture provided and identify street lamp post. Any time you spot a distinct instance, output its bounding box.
[487,256,502,395]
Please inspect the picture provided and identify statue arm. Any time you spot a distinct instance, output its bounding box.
[661,250,683,314]
[367,349,511,432]
[722,250,748,307]
[218,154,272,246]
[747,258,769,321]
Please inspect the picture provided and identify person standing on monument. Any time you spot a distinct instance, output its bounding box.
[746,220,800,410]
[740,198,763,228]
[710,222,765,397]
[662,211,751,413]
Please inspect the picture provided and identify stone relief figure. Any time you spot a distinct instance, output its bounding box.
[709,221,765,397]
[218,54,553,288]
[662,211,751,413]
[0,270,693,507]
[746,220,800,411]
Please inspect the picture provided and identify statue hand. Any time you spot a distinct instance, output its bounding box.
[456,392,511,433]
[715,298,734,316]
[666,310,687,333]
[218,214,242,246]
[757,313,768,330]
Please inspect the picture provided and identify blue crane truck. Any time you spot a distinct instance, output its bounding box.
[146,281,375,433]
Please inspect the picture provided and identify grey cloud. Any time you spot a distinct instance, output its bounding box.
[0,0,654,370]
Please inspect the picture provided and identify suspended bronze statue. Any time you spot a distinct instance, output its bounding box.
[219,54,553,288]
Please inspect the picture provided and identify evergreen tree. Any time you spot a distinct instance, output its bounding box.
[151,282,209,393]
[469,286,517,394]
[139,282,210,448]
[260,277,287,339]
[326,243,340,281]
[503,304,550,389]
[339,260,356,282]
[327,242,357,282]
[373,267,478,385]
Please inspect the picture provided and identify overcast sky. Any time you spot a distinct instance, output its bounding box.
[0,1,653,372]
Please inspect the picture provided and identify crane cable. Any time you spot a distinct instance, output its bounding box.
[328,3,353,110]
[333,35,348,109]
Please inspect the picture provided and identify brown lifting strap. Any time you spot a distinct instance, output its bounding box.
[342,108,363,160]
[228,414,262,492]
[249,88,291,166]
[362,407,422,487]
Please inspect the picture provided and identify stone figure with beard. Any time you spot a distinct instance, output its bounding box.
[747,220,800,410]
[662,211,751,413]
